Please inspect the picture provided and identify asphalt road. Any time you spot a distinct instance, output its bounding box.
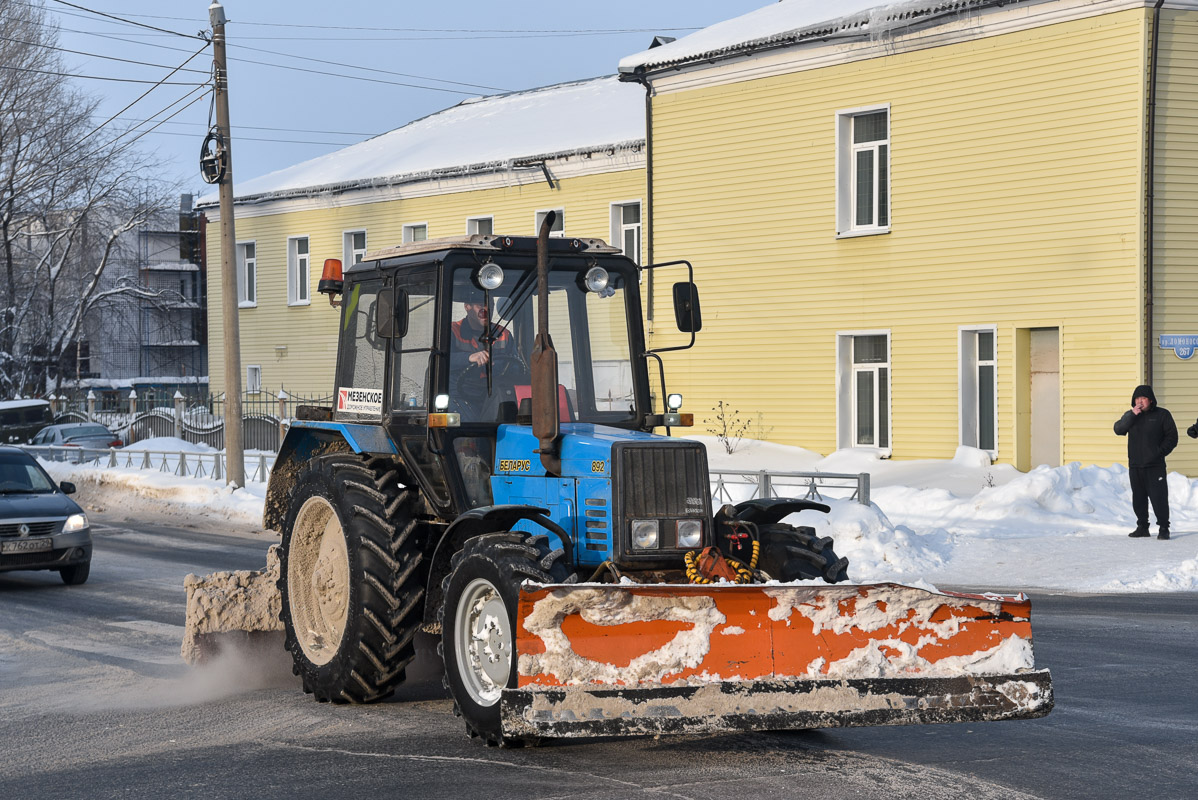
[0,511,1194,800]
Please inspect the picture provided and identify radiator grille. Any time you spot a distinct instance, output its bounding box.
[616,442,710,521]
[0,520,61,538]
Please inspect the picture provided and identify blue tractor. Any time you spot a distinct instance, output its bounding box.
[265,214,851,743]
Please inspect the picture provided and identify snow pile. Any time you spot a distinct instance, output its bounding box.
[123,436,217,453]
[1102,553,1198,592]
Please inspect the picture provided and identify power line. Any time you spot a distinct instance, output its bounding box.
[50,26,508,96]
[82,88,212,163]
[99,116,378,138]
[65,42,210,157]
[0,33,209,74]
[126,129,362,147]
[46,0,206,41]
[0,63,205,85]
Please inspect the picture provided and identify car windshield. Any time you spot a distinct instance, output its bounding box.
[0,453,57,494]
[65,425,111,439]
[447,264,637,424]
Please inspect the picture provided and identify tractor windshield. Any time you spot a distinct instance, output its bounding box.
[448,264,636,425]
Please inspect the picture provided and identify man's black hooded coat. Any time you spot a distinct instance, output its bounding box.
[1113,385,1178,467]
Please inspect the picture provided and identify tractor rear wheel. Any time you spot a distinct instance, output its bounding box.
[440,532,569,745]
[278,454,425,702]
[756,523,850,583]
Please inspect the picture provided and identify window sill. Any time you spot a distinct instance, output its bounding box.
[288,300,311,307]
[836,227,891,240]
[238,302,257,309]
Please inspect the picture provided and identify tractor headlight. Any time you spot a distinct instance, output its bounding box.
[477,262,504,290]
[676,519,702,549]
[63,513,89,533]
[631,519,659,550]
[584,266,609,293]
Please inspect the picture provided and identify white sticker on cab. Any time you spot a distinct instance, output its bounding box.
[337,387,383,415]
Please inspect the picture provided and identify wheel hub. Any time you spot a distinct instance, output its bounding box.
[288,496,350,666]
[456,579,511,706]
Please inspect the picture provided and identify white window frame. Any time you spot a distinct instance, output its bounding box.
[343,229,367,267]
[466,216,494,236]
[403,223,428,244]
[609,200,642,264]
[287,236,310,306]
[534,208,565,238]
[236,240,256,308]
[959,325,998,457]
[836,104,891,238]
[835,330,892,454]
[247,365,262,395]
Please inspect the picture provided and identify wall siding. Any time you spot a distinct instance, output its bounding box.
[1153,9,1198,476]
[206,169,645,400]
[647,10,1148,469]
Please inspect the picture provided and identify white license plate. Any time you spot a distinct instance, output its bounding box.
[1,537,53,554]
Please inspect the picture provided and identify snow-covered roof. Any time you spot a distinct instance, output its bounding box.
[198,76,644,207]
[619,0,1021,73]
[0,399,49,410]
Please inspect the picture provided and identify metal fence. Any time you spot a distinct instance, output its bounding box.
[26,443,871,505]
[48,390,333,453]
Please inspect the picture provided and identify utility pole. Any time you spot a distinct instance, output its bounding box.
[209,0,244,487]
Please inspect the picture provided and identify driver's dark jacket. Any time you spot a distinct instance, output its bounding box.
[450,319,512,384]
[1113,385,1178,468]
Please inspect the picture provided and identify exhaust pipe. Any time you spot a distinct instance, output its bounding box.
[531,211,561,475]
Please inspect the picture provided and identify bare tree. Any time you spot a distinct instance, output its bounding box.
[0,0,183,397]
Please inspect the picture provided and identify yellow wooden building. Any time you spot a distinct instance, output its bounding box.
[618,0,1198,474]
[199,76,646,404]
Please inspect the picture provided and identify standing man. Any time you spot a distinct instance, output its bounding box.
[1114,385,1177,540]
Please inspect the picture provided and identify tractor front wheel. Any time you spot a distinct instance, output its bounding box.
[278,454,425,703]
[440,532,569,745]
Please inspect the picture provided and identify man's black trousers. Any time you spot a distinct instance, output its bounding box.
[1130,464,1169,529]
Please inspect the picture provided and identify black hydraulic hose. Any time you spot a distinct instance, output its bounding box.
[530,513,575,574]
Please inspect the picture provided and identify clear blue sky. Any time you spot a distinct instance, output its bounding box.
[46,0,768,195]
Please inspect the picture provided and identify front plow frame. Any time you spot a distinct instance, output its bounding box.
[503,581,1054,739]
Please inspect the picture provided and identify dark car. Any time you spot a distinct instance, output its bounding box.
[0,447,91,585]
[0,399,54,445]
[30,422,123,449]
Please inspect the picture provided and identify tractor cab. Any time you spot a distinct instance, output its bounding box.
[321,233,695,520]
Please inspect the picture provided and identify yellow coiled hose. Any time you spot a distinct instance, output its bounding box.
[684,540,759,585]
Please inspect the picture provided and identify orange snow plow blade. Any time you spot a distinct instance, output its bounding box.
[502,582,1053,739]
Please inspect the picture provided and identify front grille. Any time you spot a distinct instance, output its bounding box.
[617,442,710,520]
[0,520,61,538]
[582,498,609,552]
[0,548,68,568]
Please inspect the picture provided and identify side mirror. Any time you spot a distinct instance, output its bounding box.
[672,282,702,333]
[60,481,76,495]
[375,288,409,338]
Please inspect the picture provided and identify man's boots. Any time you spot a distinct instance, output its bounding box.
[1128,526,1150,538]
[1158,527,1170,540]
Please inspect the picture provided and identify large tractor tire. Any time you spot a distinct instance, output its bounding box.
[756,523,850,583]
[278,453,425,703]
[439,532,570,746]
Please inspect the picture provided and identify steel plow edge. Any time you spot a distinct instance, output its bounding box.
[501,670,1054,738]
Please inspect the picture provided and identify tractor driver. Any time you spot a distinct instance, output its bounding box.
[450,287,514,418]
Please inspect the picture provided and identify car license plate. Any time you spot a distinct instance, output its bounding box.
[1,537,53,554]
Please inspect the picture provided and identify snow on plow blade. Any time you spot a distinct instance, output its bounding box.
[503,582,1053,739]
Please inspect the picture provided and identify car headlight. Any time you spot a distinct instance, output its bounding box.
[63,513,88,533]
[676,519,702,549]
[631,519,659,549]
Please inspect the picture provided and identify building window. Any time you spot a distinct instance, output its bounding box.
[236,241,256,307]
[961,328,997,454]
[247,365,262,394]
[288,236,310,305]
[467,216,493,236]
[535,209,565,237]
[837,106,890,236]
[403,223,428,243]
[344,230,367,266]
[837,332,890,451]
[610,202,641,264]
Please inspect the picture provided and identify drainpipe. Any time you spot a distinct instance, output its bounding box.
[624,70,655,321]
[1146,0,1164,384]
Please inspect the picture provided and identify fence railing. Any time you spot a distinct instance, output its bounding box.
[710,469,870,506]
[27,444,870,504]
[25,445,277,484]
